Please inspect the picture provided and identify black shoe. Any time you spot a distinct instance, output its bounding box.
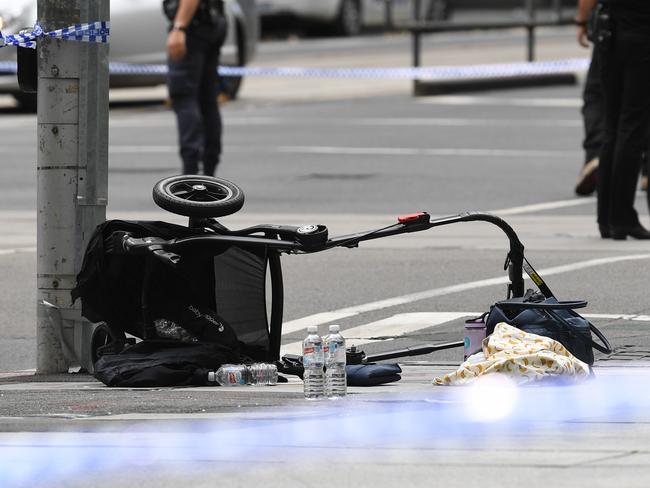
[575,158,599,196]
[599,225,611,239]
[611,223,650,240]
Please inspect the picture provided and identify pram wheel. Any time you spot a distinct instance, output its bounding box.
[91,322,126,364]
[152,175,245,218]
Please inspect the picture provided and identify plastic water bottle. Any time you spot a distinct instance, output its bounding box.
[325,324,347,399]
[210,364,249,386]
[248,363,278,386]
[303,325,325,399]
[208,364,278,386]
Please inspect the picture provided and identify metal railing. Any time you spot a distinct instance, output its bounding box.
[406,0,576,94]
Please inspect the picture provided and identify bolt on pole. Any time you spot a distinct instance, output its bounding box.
[36,0,109,373]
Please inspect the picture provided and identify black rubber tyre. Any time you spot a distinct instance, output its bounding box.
[152,175,245,218]
[220,69,243,100]
[219,22,246,100]
[336,0,361,36]
[91,322,126,365]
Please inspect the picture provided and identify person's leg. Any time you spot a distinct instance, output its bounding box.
[167,35,205,175]
[609,35,650,234]
[582,48,605,164]
[199,46,222,177]
[596,42,623,237]
[576,49,605,196]
[199,21,227,177]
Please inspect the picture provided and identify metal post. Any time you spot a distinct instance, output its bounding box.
[525,0,536,62]
[413,30,422,95]
[414,0,422,21]
[552,0,562,22]
[384,0,394,29]
[36,0,109,373]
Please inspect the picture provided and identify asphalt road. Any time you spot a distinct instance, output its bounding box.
[0,29,649,374]
[2,27,650,488]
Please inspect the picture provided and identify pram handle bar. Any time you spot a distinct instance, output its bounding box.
[115,211,529,298]
[324,212,526,298]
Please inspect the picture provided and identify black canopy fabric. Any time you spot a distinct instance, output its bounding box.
[72,220,275,386]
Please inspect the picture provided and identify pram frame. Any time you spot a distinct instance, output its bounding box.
[105,210,552,363]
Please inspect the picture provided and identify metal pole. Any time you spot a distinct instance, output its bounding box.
[384,0,394,29]
[36,0,109,373]
[413,30,421,95]
[525,0,536,62]
[414,0,422,21]
[553,0,562,22]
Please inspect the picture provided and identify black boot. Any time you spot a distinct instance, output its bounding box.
[611,222,650,240]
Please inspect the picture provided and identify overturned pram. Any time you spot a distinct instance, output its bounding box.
[72,175,559,386]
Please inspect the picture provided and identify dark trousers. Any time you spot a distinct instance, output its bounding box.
[597,29,650,229]
[582,49,605,165]
[168,32,224,176]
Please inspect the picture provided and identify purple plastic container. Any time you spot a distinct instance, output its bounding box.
[464,317,486,360]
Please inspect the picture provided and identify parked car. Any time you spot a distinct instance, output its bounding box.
[257,0,450,36]
[0,0,258,109]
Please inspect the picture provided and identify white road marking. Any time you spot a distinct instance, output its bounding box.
[583,313,650,322]
[274,146,578,158]
[0,247,36,256]
[418,95,582,108]
[281,310,650,356]
[107,116,581,128]
[109,145,177,153]
[347,118,581,128]
[281,253,650,335]
[106,144,579,158]
[490,197,596,215]
[281,312,474,355]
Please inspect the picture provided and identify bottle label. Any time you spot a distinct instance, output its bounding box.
[303,343,323,367]
[327,339,346,364]
[221,365,247,385]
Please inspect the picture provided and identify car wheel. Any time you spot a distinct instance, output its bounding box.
[336,0,361,36]
[152,175,245,218]
[13,92,37,112]
[219,21,246,100]
[220,71,242,100]
[91,323,126,365]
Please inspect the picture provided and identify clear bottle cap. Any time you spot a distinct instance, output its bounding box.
[329,324,340,333]
[307,325,318,333]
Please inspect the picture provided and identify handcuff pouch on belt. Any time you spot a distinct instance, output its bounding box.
[589,1,612,45]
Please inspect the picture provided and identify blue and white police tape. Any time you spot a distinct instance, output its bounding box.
[0,21,110,49]
[111,57,590,80]
[1,57,589,80]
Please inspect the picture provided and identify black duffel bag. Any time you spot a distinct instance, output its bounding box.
[485,290,612,366]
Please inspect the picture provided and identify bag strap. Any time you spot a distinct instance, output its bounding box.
[545,308,613,355]
[497,299,588,311]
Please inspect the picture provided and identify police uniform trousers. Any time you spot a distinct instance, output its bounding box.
[597,24,650,230]
[168,27,226,177]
